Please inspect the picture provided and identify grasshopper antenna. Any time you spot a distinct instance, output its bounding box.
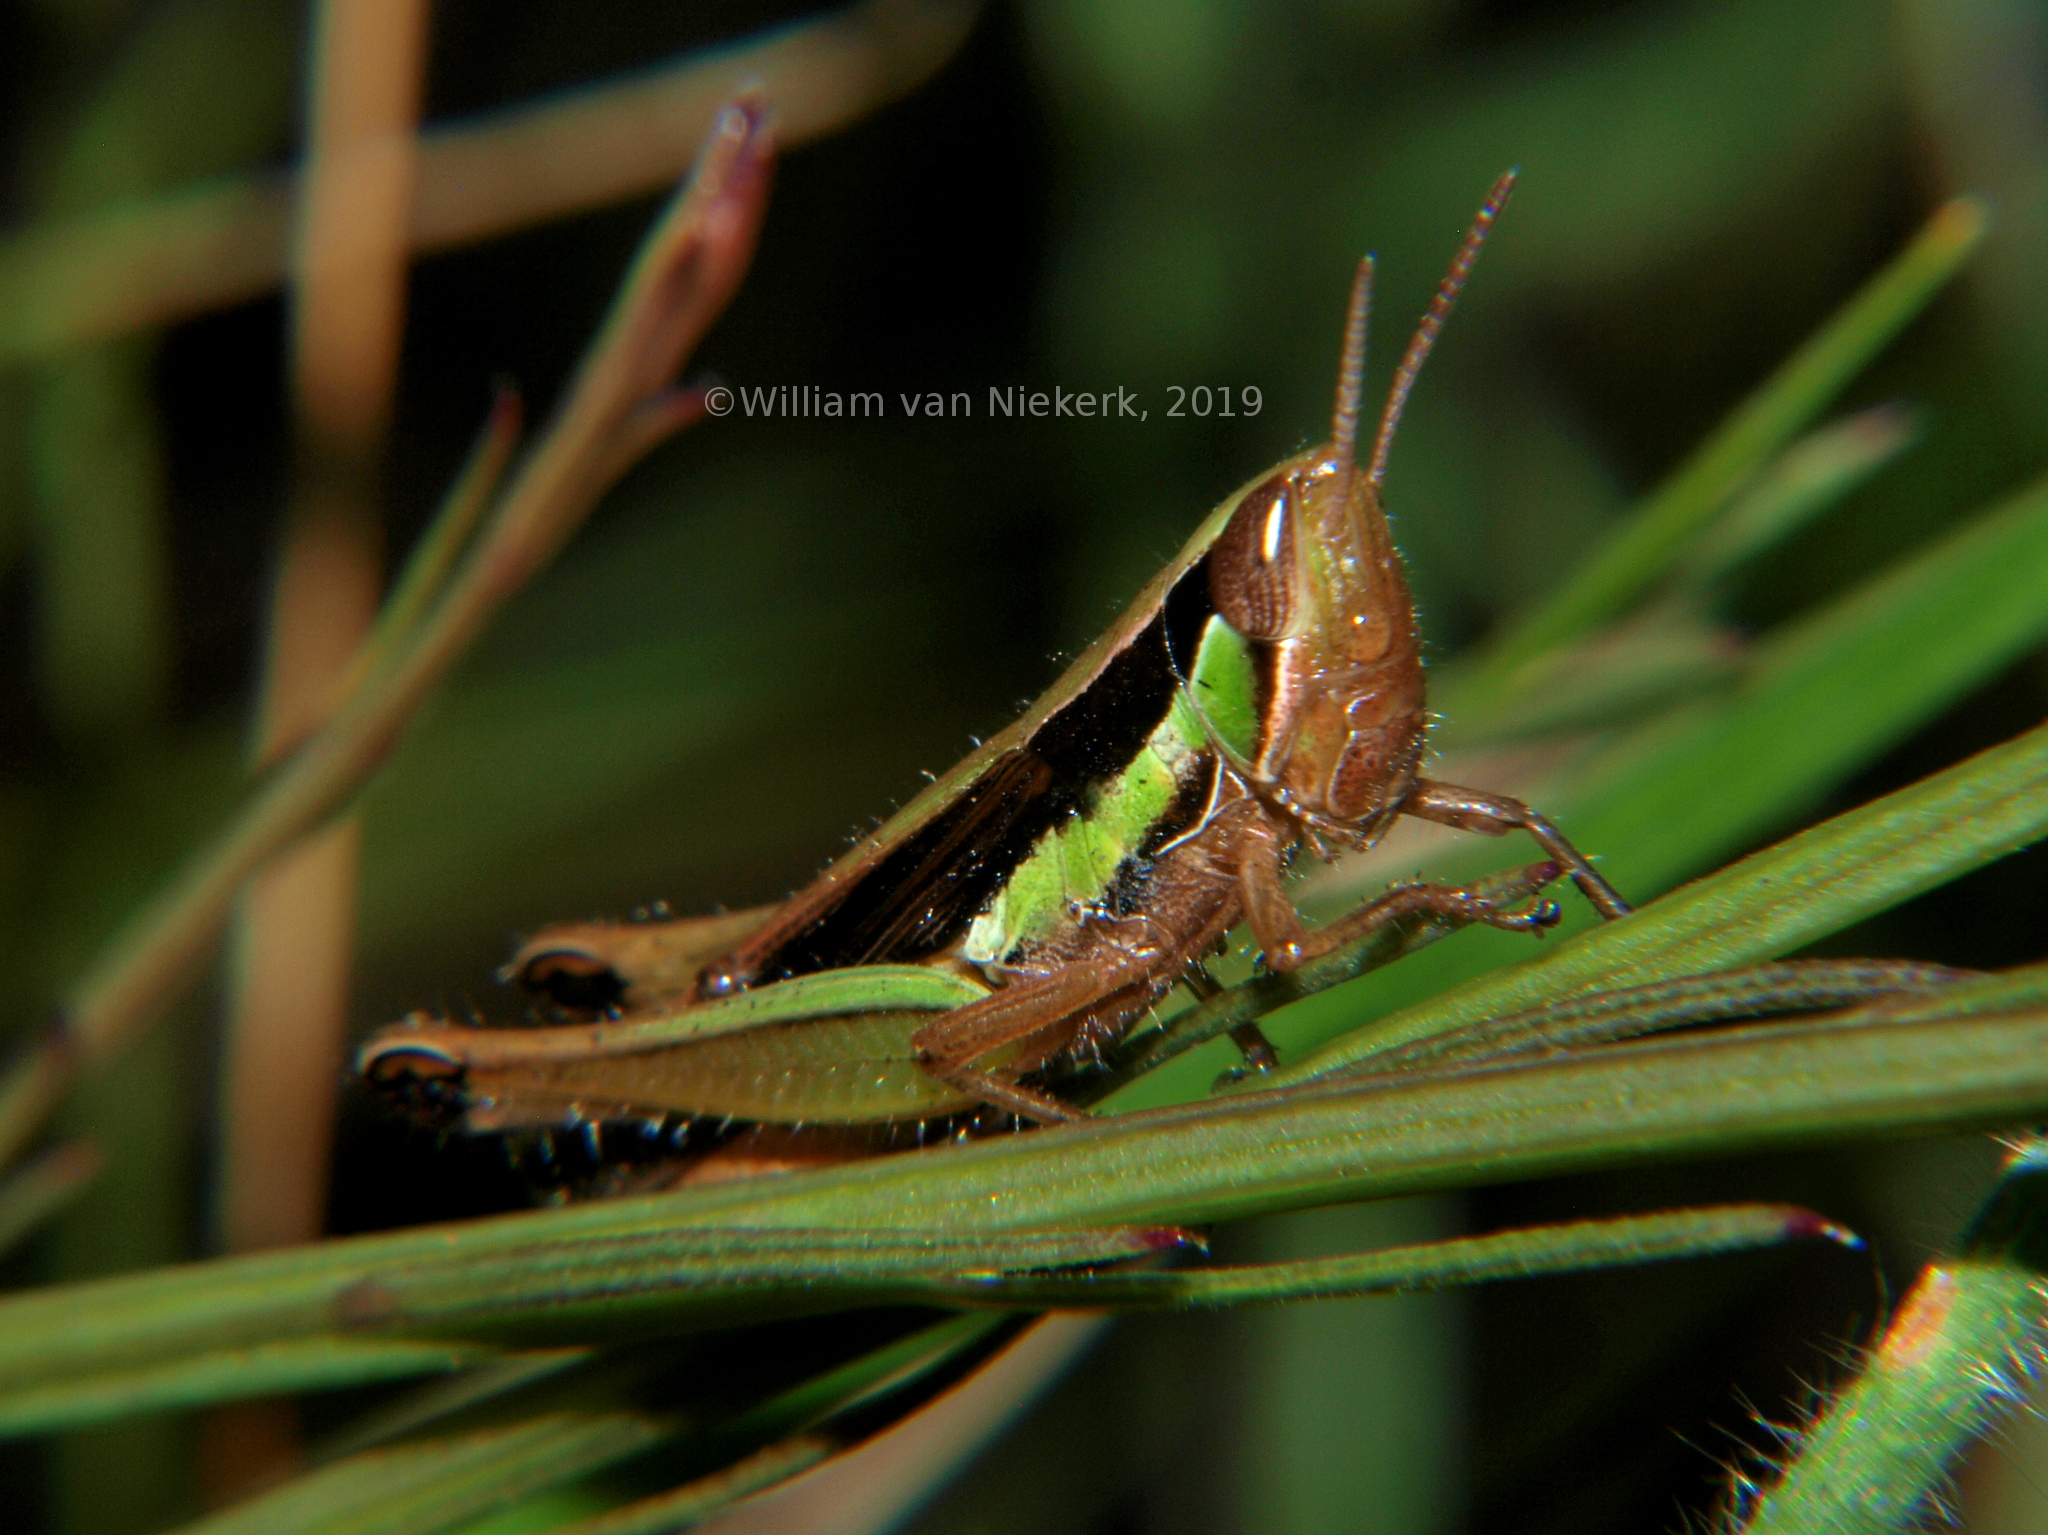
[1332,255,1374,467]
[1366,168,1518,491]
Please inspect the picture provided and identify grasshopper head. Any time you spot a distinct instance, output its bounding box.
[1203,441,1424,841]
[1203,174,1515,843]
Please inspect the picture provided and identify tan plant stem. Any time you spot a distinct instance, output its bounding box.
[0,100,775,1176]
[222,0,427,1262]
[207,0,429,1494]
[0,0,977,361]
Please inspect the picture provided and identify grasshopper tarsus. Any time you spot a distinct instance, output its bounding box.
[1225,1021,1281,1073]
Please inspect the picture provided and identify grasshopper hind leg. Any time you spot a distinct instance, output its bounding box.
[912,959,1179,1125]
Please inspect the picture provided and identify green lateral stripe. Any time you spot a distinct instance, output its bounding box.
[964,668,1224,964]
[1186,615,1260,760]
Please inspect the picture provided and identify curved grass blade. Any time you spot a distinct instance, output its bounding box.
[544,1436,837,1535]
[1675,403,1918,592]
[179,1402,684,1535]
[650,1007,2048,1235]
[0,1202,1844,1434]
[0,1017,2041,1437]
[1436,402,1920,751]
[6,729,2048,1435]
[0,1337,496,1440]
[917,1204,1854,1310]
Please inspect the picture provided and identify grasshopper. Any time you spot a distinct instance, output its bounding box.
[362,173,1630,1143]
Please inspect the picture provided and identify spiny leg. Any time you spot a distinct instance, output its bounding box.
[1181,958,1279,1072]
[912,953,1167,1125]
[1402,778,1632,920]
[1235,812,1561,976]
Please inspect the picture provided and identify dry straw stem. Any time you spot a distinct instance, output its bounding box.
[0,99,776,1175]
[0,0,977,362]
[220,0,432,1264]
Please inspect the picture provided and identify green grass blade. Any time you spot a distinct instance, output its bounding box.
[1736,1138,2048,1534]
[5,724,2046,1434]
[1434,402,1919,749]
[179,1407,682,1535]
[0,1229,1152,1433]
[924,1205,1849,1310]
[317,1351,596,1463]
[437,1316,1005,1535]
[1359,960,1973,1073]
[0,1015,2042,1436]
[1472,195,1984,691]
[176,1316,1003,1535]
[1575,468,2048,900]
[1675,402,1918,591]
[643,1008,2048,1233]
[0,1338,494,1439]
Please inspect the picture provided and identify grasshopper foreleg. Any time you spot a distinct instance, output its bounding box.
[1401,778,1632,920]
[1235,811,1563,974]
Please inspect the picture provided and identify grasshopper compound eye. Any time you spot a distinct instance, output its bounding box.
[516,949,628,1014]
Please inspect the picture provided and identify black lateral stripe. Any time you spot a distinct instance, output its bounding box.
[761,609,1187,978]
[1163,550,1216,682]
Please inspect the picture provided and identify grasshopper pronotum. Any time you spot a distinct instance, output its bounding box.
[361,174,1630,1153]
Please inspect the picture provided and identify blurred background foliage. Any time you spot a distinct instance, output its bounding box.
[4,0,2048,1532]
